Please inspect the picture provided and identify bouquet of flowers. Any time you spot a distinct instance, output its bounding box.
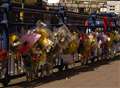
[9,34,21,61]
[67,32,79,53]
[64,39,78,54]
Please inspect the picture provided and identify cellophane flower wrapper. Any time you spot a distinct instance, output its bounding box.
[35,26,53,51]
[9,34,22,61]
[64,36,79,54]
[39,51,47,65]
[107,32,114,48]
[54,25,73,50]
[33,26,53,64]
[79,36,93,58]
[61,54,74,64]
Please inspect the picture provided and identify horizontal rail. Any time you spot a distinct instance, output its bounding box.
[11,6,89,16]
[8,22,120,28]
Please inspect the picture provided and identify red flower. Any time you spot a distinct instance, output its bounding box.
[0,49,7,61]
[103,16,108,32]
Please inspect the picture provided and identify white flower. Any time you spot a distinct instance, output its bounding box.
[107,37,111,41]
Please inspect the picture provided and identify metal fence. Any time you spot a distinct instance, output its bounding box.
[0,2,120,87]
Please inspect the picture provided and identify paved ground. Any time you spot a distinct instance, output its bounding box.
[2,55,119,88]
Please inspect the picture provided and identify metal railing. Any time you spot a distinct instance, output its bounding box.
[0,3,120,87]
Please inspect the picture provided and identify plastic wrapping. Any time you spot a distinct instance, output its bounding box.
[35,27,53,52]
[64,32,79,54]
[53,25,73,50]
[21,33,41,47]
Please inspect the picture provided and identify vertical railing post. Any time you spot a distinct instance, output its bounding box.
[0,0,10,86]
[20,0,25,34]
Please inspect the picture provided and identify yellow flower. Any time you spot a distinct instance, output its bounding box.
[35,28,49,38]
[9,34,18,42]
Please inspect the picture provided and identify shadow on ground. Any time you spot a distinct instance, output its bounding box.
[6,55,120,88]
